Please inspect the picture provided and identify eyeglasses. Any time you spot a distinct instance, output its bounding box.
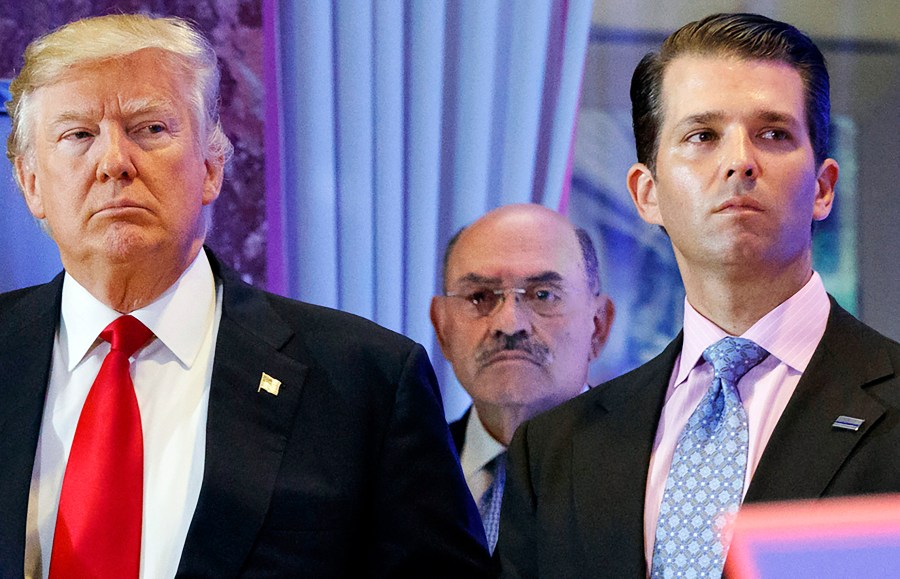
[444,286,565,318]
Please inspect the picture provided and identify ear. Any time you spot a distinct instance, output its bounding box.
[589,295,615,361]
[430,297,450,356]
[812,158,838,222]
[202,155,225,206]
[15,156,45,219]
[627,162,663,226]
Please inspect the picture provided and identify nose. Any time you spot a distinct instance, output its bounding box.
[488,291,532,338]
[95,127,137,183]
[724,130,758,181]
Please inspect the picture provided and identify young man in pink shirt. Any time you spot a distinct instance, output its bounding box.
[499,13,900,578]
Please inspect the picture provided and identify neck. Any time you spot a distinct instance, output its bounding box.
[473,401,535,447]
[63,244,202,313]
[680,257,812,336]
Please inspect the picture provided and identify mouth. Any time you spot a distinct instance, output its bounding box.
[478,349,544,369]
[92,200,151,218]
[714,196,764,214]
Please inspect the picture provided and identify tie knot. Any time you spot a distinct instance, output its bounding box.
[703,337,769,386]
[100,315,153,358]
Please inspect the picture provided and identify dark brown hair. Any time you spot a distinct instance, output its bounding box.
[631,12,830,173]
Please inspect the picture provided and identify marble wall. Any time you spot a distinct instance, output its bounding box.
[0,0,266,284]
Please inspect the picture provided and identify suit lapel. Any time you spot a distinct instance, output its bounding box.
[745,301,891,503]
[572,334,682,577]
[0,276,61,577]
[177,260,309,577]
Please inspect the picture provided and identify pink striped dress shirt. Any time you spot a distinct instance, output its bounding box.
[643,272,831,570]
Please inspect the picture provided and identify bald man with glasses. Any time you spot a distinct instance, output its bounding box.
[431,204,615,554]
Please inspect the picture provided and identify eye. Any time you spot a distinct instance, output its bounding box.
[686,130,716,143]
[760,128,791,141]
[528,287,561,303]
[136,122,167,135]
[467,290,492,305]
[62,129,94,141]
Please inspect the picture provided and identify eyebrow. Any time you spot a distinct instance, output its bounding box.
[48,98,179,127]
[454,271,565,286]
[674,110,801,131]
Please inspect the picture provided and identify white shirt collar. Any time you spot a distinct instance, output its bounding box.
[60,250,217,371]
[460,405,507,482]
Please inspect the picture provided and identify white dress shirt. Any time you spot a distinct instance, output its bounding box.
[459,405,508,506]
[643,272,831,569]
[25,250,222,579]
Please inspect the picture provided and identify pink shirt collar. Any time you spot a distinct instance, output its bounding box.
[674,272,831,388]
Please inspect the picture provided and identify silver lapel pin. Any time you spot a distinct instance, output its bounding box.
[832,415,865,431]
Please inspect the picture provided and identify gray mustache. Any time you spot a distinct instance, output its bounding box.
[475,333,552,366]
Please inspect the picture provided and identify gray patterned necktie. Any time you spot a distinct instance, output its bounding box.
[651,337,769,578]
[479,452,506,554]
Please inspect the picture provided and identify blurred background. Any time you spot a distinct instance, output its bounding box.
[1,0,897,418]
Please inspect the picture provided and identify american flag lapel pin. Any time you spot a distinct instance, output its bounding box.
[258,372,282,396]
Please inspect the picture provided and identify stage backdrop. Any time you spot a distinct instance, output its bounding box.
[264,1,594,417]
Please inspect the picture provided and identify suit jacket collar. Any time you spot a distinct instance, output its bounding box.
[175,249,309,576]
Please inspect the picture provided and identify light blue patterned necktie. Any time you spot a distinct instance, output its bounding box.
[480,452,506,554]
[651,337,769,578]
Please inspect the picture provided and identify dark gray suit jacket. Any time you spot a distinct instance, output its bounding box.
[0,251,492,578]
[499,299,900,578]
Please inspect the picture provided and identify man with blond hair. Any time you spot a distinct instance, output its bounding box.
[0,14,491,578]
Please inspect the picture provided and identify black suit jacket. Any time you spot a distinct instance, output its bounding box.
[449,408,472,456]
[0,252,492,578]
[499,299,900,578]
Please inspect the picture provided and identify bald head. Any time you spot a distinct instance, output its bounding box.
[442,204,600,296]
[432,203,614,444]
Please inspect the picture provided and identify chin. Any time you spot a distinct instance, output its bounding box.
[97,227,164,263]
[476,368,548,402]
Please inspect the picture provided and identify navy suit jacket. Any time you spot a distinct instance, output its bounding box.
[0,251,492,578]
[499,299,900,578]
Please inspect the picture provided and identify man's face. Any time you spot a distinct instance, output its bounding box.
[16,49,223,271]
[431,208,612,419]
[628,56,837,280]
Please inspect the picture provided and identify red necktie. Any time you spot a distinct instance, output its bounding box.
[50,315,153,578]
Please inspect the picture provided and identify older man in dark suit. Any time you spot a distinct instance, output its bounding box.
[0,14,491,578]
[431,204,614,555]
[499,13,900,578]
